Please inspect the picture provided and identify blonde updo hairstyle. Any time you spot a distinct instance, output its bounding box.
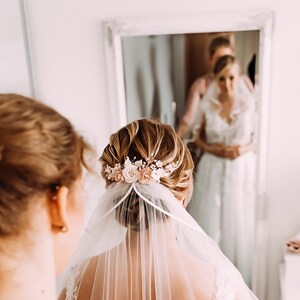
[213,54,241,76]
[0,94,91,239]
[100,119,194,203]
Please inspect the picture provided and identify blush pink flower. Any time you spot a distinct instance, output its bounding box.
[138,167,152,184]
[114,169,124,182]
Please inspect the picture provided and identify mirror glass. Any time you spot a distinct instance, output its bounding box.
[122,31,259,127]
[104,14,273,298]
[0,0,33,96]
[121,30,260,288]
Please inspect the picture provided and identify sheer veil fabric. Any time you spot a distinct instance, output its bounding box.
[61,181,258,300]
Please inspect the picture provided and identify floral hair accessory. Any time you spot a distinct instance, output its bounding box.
[104,157,179,184]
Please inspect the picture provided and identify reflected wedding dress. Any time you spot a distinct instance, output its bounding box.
[60,181,257,299]
[188,81,256,286]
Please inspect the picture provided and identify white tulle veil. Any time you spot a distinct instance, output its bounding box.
[61,180,258,300]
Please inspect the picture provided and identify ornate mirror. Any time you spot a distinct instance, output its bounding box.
[104,11,273,299]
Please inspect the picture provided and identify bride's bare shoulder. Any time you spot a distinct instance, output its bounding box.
[171,251,216,300]
[76,255,105,300]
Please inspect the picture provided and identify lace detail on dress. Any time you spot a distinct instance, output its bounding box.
[189,85,257,287]
[65,261,88,300]
[200,94,255,146]
[213,272,240,300]
[65,269,79,300]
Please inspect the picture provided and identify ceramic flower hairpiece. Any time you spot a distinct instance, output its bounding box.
[104,157,179,184]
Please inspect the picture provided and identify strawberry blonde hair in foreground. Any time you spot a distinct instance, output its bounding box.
[0,94,91,239]
[0,94,92,300]
[100,119,194,205]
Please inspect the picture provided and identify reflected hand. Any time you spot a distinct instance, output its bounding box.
[208,144,241,159]
[223,145,241,160]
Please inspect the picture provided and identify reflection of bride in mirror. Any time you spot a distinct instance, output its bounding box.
[177,35,254,140]
[187,55,256,286]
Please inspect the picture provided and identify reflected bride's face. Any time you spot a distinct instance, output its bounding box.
[216,64,240,94]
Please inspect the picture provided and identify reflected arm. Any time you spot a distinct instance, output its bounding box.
[177,78,207,138]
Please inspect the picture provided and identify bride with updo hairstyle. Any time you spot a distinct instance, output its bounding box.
[101,119,194,204]
[0,94,91,300]
[60,119,258,300]
[103,120,193,232]
[187,55,256,286]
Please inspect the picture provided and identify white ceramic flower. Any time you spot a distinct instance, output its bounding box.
[156,160,163,168]
[165,161,178,173]
[151,168,167,181]
[122,164,139,183]
[134,159,143,168]
[124,157,132,167]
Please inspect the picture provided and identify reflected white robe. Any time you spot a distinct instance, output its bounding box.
[188,84,256,286]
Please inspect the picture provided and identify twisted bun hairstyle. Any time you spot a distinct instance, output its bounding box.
[0,94,91,238]
[100,119,194,202]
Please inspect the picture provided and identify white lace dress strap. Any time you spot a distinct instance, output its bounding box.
[212,272,241,300]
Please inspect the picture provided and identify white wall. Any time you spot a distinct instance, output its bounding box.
[0,0,31,96]
[21,1,300,300]
[122,35,175,125]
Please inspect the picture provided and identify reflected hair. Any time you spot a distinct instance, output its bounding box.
[208,37,233,57]
[213,55,240,76]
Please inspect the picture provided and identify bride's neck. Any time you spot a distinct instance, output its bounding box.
[126,221,177,245]
[0,229,57,300]
[218,91,235,102]
[218,92,242,111]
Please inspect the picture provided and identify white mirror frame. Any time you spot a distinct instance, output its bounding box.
[104,11,273,299]
[19,0,35,97]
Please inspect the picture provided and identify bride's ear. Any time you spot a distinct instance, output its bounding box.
[49,186,70,233]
